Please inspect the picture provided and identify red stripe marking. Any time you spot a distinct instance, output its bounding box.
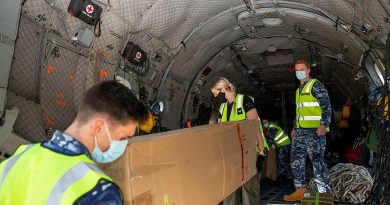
[236,123,244,183]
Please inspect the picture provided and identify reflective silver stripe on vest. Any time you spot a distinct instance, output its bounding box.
[296,102,320,108]
[0,144,33,188]
[237,94,244,109]
[219,103,225,115]
[46,162,104,205]
[274,131,285,141]
[277,136,289,144]
[304,79,316,93]
[297,116,322,121]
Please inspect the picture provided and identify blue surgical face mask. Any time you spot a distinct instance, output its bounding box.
[296,71,306,80]
[92,122,128,163]
[264,123,269,128]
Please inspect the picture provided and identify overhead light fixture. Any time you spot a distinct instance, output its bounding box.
[261,18,283,27]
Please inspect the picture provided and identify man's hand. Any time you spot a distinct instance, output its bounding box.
[291,129,296,139]
[259,150,267,156]
[317,125,327,136]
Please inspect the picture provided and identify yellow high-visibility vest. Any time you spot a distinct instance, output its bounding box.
[0,144,114,205]
[295,79,329,131]
[268,123,291,147]
[219,93,269,151]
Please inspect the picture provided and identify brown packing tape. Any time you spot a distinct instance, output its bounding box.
[130,164,176,178]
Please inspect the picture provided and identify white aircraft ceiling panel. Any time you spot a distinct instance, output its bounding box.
[278,14,364,65]
[286,0,355,25]
[172,11,238,64]
[172,28,245,82]
[234,37,305,54]
[310,0,355,24]
[170,12,243,79]
[160,0,243,50]
[236,9,365,63]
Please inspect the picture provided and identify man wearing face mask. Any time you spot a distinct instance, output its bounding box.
[0,80,147,205]
[284,59,332,202]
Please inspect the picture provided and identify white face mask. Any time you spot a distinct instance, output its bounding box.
[296,71,306,80]
[91,121,128,163]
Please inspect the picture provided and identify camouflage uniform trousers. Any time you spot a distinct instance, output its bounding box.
[277,144,290,178]
[290,129,332,193]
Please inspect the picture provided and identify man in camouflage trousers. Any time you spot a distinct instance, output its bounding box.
[284,59,332,202]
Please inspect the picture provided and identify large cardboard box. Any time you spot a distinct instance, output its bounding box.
[100,120,259,205]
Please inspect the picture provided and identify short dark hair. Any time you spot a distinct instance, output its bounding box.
[294,59,311,68]
[77,80,148,125]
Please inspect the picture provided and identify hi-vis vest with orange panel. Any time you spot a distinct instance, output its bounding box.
[0,144,113,205]
[219,93,269,151]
